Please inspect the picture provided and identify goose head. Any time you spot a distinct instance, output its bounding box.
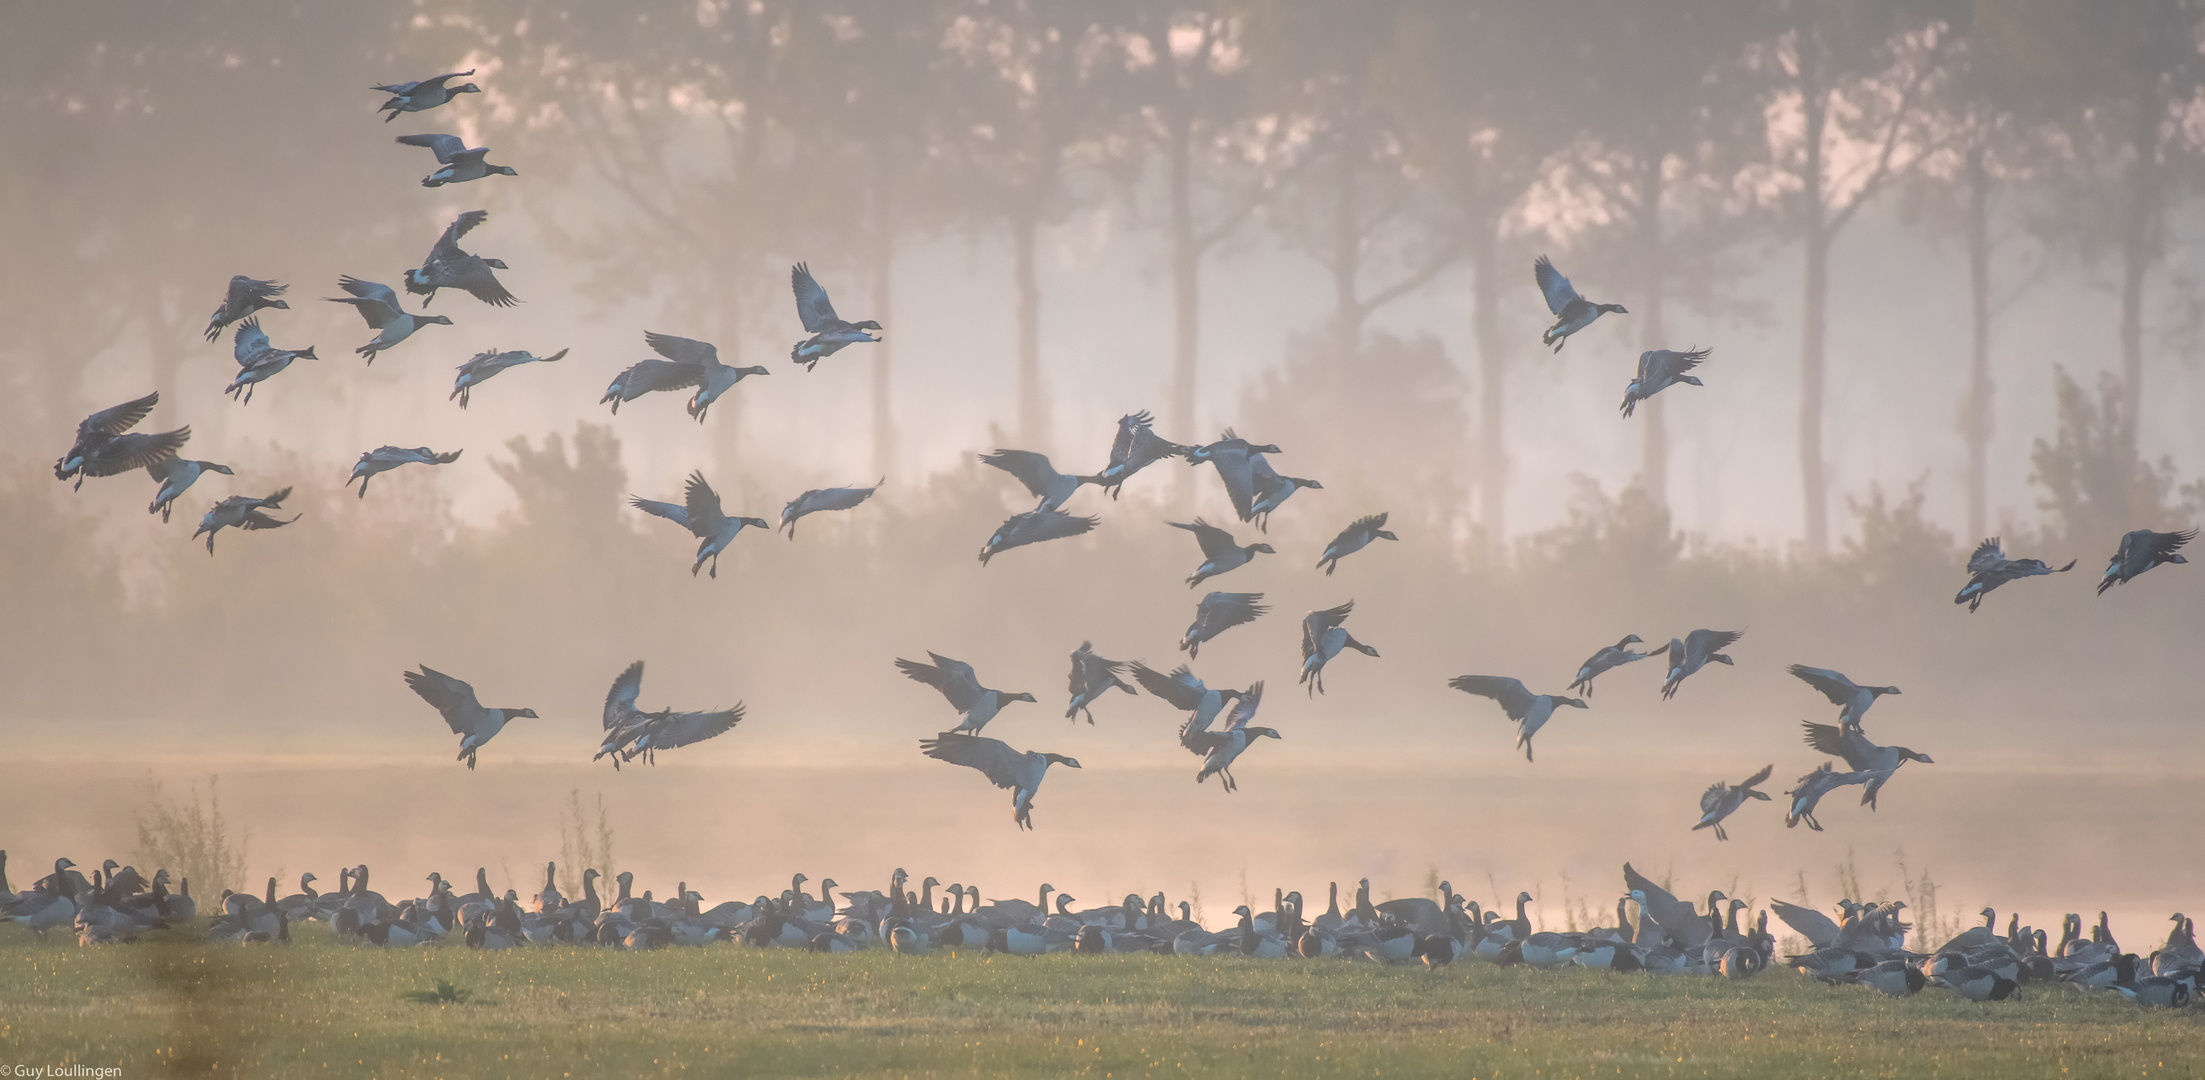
[1600,302,1629,315]
[1615,635,1643,649]
[506,708,541,720]
[492,165,519,178]
[1897,747,1934,764]
[1557,697,1589,710]
[853,320,884,333]
[1245,727,1283,741]
[296,346,319,361]
[1375,529,1399,542]
[1004,692,1039,705]
[1247,542,1277,556]
[1043,753,1082,769]
[422,314,456,326]
[483,258,510,270]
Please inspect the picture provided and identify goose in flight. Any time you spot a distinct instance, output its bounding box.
[203,276,288,342]
[1098,411,1189,499]
[1186,431,1281,523]
[980,509,1097,565]
[403,665,538,770]
[1787,665,1899,730]
[1247,454,1321,533]
[406,210,516,307]
[788,263,881,370]
[1534,255,1626,352]
[1801,720,1932,810]
[1129,662,1243,737]
[2099,528,2194,594]
[1659,629,1741,700]
[1300,601,1377,696]
[1064,642,1135,724]
[592,661,660,769]
[1181,591,1267,658]
[192,487,297,554]
[630,470,770,578]
[325,277,452,363]
[600,331,769,422]
[623,705,745,767]
[1620,348,1709,418]
[1567,635,1649,697]
[1171,518,1273,588]
[347,446,461,498]
[1315,512,1397,575]
[979,449,1100,513]
[55,392,189,491]
[1693,764,1773,841]
[780,479,881,539]
[1446,675,1586,762]
[225,319,316,405]
[146,458,232,523]
[919,733,1080,830]
[372,69,480,122]
[1783,762,1870,831]
[1954,537,2074,612]
[395,133,517,187]
[1185,682,1276,792]
[451,348,565,408]
[896,652,1036,734]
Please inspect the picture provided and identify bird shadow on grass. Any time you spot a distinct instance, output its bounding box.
[399,980,492,1006]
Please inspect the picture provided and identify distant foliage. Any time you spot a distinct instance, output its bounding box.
[2030,368,2201,545]
[132,774,249,900]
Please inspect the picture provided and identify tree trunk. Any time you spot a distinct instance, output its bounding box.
[1168,103,1200,493]
[1637,150,1668,508]
[870,145,898,480]
[2117,96,2157,450]
[1798,85,1831,558]
[1470,219,1506,544]
[1012,207,1048,452]
[1330,101,1363,348]
[1960,144,1993,542]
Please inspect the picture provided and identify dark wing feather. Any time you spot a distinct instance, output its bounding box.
[404,666,482,734]
[603,661,644,728]
[1129,662,1206,710]
[1171,519,1239,562]
[79,393,160,439]
[1687,628,1744,655]
[1300,602,1354,660]
[682,471,728,534]
[612,359,706,396]
[790,263,840,332]
[644,331,719,368]
[979,449,1060,498]
[87,429,191,475]
[1446,674,1534,720]
[1966,537,2005,573]
[1738,763,1774,789]
[648,706,743,749]
[396,132,467,163]
[1786,665,1857,707]
[919,733,1023,788]
[1533,255,1580,316]
[1801,720,1850,761]
[1198,591,1267,633]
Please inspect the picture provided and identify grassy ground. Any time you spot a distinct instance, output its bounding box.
[1,924,2198,1079]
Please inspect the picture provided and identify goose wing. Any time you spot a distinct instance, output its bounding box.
[790,263,841,332]
[79,392,160,439]
[404,665,483,734]
[645,331,720,369]
[1737,763,1774,790]
[1171,518,1240,562]
[430,209,490,260]
[1446,675,1535,720]
[1966,537,2006,573]
[1768,899,1841,949]
[897,653,984,713]
[1649,348,1710,378]
[90,429,191,475]
[645,705,743,749]
[1195,591,1267,634]
[1698,781,1730,814]
[1787,665,1860,707]
[1301,602,1354,660]
[1533,255,1581,316]
[1130,663,1206,710]
[682,471,730,535]
[2148,528,2196,562]
[979,449,1063,499]
[613,358,706,395]
[1685,628,1743,658]
[919,733,1025,789]
[603,661,645,729]
[1107,411,1154,469]
[1018,509,1097,543]
[1218,681,1264,730]
[1621,862,1704,947]
[396,132,468,163]
[232,319,271,363]
[330,276,403,328]
[629,497,692,530]
[1801,720,1873,771]
[223,275,286,310]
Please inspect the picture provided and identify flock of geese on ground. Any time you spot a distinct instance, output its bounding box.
[3,852,2196,1007]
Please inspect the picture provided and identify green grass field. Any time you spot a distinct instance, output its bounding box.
[2,924,2197,1079]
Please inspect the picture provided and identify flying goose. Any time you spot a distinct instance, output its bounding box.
[779,478,882,539]
[629,470,770,578]
[1533,256,1626,352]
[1955,537,2075,612]
[600,331,769,422]
[918,733,1080,830]
[979,509,1098,565]
[1128,662,1243,737]
[193,487,298,554]
[1787,665,1900,730]
[224,318,316,404]
[1567,635,1650,697]
[325,276,452,363]
[146,458,233,523]
[1186,430,1280,522]
[1299,601,1378,696]
[395,132,517,187]
[1172,518,1273,587]
[592,661,655,768]
[979,449,1100,513]
[1064,642,1135,724]
[622,704,745,766]
[1659,629,1742,700]
[347,445,461,498]
[788,263,882,370]
[1181,591,1268,658]
[372,69,479,121]
[1446,675,1587,762]
[896,652,1036,734]
[1801,719,1933,810]
[1246,454,1321,532]
[403,665,538,770]
[2098,528,2194,594]
[203,275,289,342]
[406,210,516,307]
[1620,348,1709,417]
[1098,411,1189,498]
[1315,512,1397,575]
[1693,764,1773,840]
[1783,762,1870,831]
[1184,682,1277,792]
[54,392,190,490]
[451,347,565,407]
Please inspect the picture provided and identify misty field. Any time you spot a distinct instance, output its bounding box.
[2,927,2197,1079]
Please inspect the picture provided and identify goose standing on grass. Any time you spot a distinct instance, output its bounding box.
[629,470,770,579]
[979,509,1098,565]
[396,132,517,187]
[325,277,452,363]
[918,733,1080,831]
[406,210,517,307]
[1315,512,1397,575]
[224,319,316,405]
[1955,537,2075,612]
[599,331,769,422]
[622,704,745,766]
[55,392,190,491]
[1129,663,1243,738]
[1186,430,1280,522]
[1693,765,1773,840]
[1568,635,1649,697]
[1064,642,1135,724]
[403,665,539,771]
[896,653,1036,735]
[451,347,565,407]
[146,458,233,523]
[1172,518,1273,587]
[1181,591,1268,658]
[1247,455,1321,532]
[779,478,881,539]
[1802,720,1933,810]
[1533,255,1626,353]
[1659,629,1742,700]
[348,446,461,498]
[1299,601,1378,696]
[2098,528,2194,594]
[1783,763,1870,831]
[203,276,289,342]
[372,69,479,121]
[1447,675,1587,762]
[788,263,882,370]
[1098,411,1189,499]
[1620,348,1710,418]
[193,488,298,554]
[1186,682,1276,792]
[979,449,1101,513]
[1787,665,1900,730]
